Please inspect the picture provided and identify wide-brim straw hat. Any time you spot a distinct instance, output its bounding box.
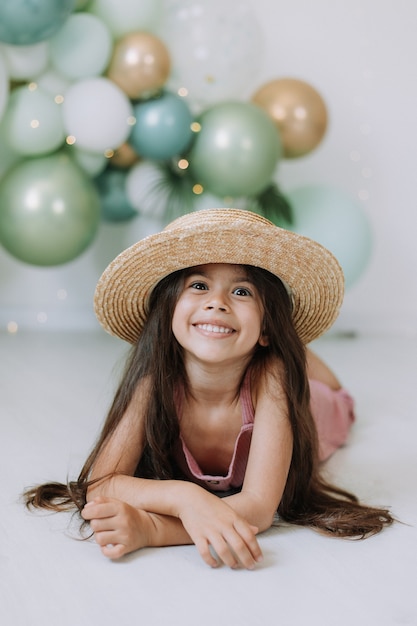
[94,208,344,345]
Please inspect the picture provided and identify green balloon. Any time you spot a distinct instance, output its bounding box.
[189,101,282,197]
[0,152,100,266]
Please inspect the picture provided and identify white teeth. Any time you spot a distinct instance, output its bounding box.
[197,323,233,334]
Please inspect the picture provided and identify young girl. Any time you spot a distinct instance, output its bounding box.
[24,208,394,570]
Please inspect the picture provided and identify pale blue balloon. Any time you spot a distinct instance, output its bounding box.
[0,0,76,46]
[129,92,194,161]
[287,185,373,288]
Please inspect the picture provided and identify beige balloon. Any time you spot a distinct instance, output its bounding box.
[252,78,328,158]
[107,32,171,99]
[110,142,140,169]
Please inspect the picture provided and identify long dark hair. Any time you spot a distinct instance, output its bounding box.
[24,265,394,537]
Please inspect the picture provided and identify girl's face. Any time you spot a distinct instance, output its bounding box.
[172,264,267,368]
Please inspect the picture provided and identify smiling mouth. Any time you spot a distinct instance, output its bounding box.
[195,323,234,335]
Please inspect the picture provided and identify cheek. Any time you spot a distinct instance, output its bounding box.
[171,297,189,339]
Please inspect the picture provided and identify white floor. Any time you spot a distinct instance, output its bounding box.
[1,330,416,626]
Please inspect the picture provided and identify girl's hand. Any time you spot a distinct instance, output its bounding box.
[177,486,263,570]
[81,497,151,559]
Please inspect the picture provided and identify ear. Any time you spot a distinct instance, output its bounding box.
[258,333,269,347]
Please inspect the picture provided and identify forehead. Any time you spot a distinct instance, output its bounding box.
[186,263,252,280]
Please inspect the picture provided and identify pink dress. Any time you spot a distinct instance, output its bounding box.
[173,375,355,493]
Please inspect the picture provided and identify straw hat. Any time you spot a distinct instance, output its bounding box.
[94,208,344,345]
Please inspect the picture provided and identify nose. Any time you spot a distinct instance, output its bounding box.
[203,290,229,312]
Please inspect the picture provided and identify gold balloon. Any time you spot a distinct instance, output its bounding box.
[110,143,140,169]
[107,32,171,100]
[252,78,328,158]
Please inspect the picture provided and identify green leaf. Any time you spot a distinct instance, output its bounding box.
[248,183,294,227]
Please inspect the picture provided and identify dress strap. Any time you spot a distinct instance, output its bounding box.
[240,369,255,425]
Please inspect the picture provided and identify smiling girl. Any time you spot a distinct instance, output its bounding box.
[24,208,394,569]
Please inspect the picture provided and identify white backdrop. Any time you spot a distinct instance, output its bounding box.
[1,0,416,335]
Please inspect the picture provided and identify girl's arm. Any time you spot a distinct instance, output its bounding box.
[306,347,341,390]
[224,363,293,531]
[84,380,262,569]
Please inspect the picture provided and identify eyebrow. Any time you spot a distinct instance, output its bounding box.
[185,269,255,284]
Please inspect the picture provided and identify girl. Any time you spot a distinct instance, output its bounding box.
[24,208,394,570]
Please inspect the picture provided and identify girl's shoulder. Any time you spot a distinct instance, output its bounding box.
[249,356,286,408]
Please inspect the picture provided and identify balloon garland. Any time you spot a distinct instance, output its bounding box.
[0,0,372,286]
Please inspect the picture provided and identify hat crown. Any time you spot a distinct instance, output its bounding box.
[164,207,275,233]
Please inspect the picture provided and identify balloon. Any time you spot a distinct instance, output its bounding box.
[110,143,140,169]
[62,77,134,152]
[189,101,282,197]
[89,0,163,38]
[0,119,21,179]
[0,152,100,266]
[49,13,112,80]
[252,78,328,158]
[159,0,263,109]
[286,185,373,288]
[107,32,170,99]
[125,161,169,217]
[75,0,90,9]
[0,42,49,81]
[36,69,71,99]
[95,167,137,222]
[67,145,107,177]
[3,84,65,156]
[129,92,194,161]
[0,49,9,124]
[0,0,75,46]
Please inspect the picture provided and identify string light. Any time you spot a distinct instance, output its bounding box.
[7,321,18,334]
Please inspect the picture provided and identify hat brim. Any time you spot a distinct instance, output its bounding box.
[94,209,344,345]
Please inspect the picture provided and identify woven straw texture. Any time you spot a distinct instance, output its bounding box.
[94,208,344,345]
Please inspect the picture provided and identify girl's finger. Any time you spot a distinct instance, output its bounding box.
[89,517,116,533]
[100,543,126,560]
[93,529,119,548]
[194,538,220,569]
[210,535,240,570]
[81,500,117,520]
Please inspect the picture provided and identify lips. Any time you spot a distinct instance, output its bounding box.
[195,323,234,334]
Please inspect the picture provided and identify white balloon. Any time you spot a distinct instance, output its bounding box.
[126,161,169,217]
[0,49,9,124]
[50,13,112,80]
[62,77,134,152]
[89,0,163,38]
[0,42,49,81]
[159,0,264,109]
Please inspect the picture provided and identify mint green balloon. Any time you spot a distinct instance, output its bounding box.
[0,153,100,266]
[4,85,65,156]
[49,13,112,80]
[189,101,282,197]
[287,185,373,288]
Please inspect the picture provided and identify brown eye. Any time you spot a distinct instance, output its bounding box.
[190,282,208,290]
[233,287,251,296]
